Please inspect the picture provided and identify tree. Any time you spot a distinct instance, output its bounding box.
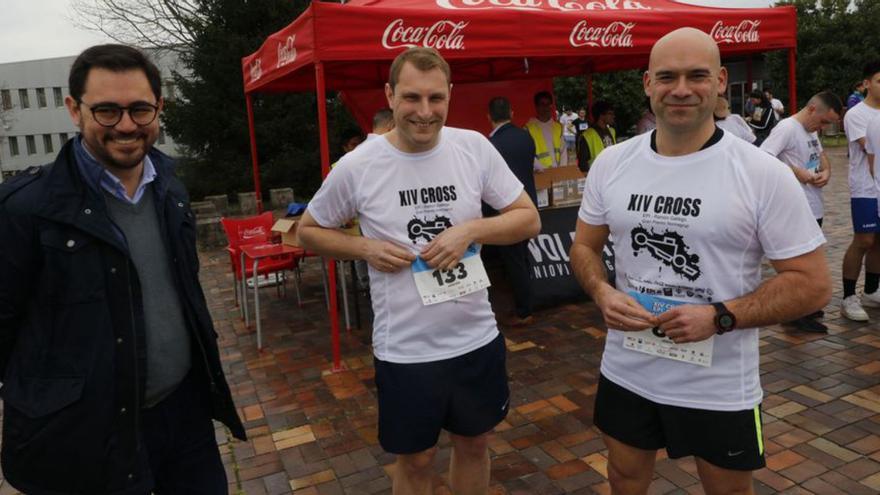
[71,0,203,55]
[766,0,880,109]
[554,70,646,137]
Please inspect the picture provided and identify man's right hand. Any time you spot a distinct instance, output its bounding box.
[362,238,416,273]
[594,284,658,331]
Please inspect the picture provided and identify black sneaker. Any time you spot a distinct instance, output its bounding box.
[791,317,828,334]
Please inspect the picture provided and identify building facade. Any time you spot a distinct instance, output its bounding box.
[0,50,183,182]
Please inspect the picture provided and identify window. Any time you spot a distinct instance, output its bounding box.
[36,88,47,108]
[53,87,63,107]
[43,134,53,154]
[0,89,10,110]
[18,89,29,109]
[59,132,69,144]
[9,136,19,156]
[158,128,166,145]
[163,80,176,101]
[26,135,36,155]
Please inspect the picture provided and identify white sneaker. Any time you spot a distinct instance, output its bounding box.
[842,295,870,321]
[863,291,880,308]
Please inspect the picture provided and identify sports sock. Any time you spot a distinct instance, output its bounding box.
[844,278,857,298]
[865,272,880,294]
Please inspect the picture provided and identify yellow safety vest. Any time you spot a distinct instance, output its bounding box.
[582,126,616,167]
[525,120,563,169]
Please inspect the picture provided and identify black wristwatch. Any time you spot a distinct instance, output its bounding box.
[712,302,736,335]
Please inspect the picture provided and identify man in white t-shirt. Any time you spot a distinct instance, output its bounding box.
[570,28,830,494]
[760,91,842,333]
[297,48,540,495]
[765,88,784,121]
[560,106,577,155]
[840,61,880,322]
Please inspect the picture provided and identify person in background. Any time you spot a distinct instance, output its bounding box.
[636,97,656,135]
[560,106,577,159]
[577,100,616,172]
[572,107,590,142]
[715,95,755,143]
[365,107,395,142]
[525,91,567,170]
[760,90,843,333]
[486,96,538,327]
[747,89,776,146]
[848,80,866,110]
[764,87,784,120]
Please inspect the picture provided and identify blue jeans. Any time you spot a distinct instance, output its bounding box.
[142,371,228,494]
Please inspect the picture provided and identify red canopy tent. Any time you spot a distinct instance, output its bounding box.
[241,0,797,367]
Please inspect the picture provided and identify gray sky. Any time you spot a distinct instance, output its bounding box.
[0,0,776,64]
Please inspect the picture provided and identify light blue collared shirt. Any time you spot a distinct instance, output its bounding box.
[74,135,157,204]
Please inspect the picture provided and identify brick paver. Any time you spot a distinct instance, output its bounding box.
[1,146,878,494]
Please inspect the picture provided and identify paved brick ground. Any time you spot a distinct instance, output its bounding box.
[2,145,880,494]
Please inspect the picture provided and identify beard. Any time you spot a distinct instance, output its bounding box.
[82,130,154,171]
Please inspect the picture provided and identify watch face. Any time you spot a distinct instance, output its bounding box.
[719,314,734,329]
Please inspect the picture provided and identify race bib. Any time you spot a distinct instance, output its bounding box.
[622,291,714,367]
[412,244,491,305]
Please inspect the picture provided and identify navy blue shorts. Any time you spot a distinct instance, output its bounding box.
[594,374,766,471]
[374,333,509,454]
[851,198,880,232]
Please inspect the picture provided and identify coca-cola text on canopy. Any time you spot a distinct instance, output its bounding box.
[709,20,760,44]
[381,19,468,50]
[569,20,635,48]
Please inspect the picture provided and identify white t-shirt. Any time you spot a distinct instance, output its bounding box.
[307,127,524,364]
[760,117,825,219]
[560,113,576,137]
[844,101,880,198]
[579,132,825,411]
[527,118,568,169]
[716,115,756,143]
[862,114,880,210]
[771,98,784,120]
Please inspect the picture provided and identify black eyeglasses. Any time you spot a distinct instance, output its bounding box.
[78,101,159,127]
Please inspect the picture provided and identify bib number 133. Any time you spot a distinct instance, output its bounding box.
[432,263,468,286]
[412,244,490,305]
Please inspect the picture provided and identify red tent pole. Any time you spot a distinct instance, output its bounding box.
[245,94,264,214]
[787,48,797,113]
[587,72,594,116]
[315,61,343,372]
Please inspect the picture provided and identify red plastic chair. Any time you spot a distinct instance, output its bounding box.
[220,212,303,318]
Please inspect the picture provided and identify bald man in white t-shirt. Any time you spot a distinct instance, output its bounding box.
[570,28,830,494]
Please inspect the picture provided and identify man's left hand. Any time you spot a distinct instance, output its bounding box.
[655,304,717,344]
[421,223,474,270]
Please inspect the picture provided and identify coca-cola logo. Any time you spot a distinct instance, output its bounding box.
[710,20,760,44]
[277,35,297,68]
[436,0,650,12]
[382,19,468,50]
[240,226,267,239]
[569,20,635,48]
[249,59,262,82]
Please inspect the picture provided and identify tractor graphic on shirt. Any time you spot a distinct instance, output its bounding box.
[631,225,701,281]
[407,215,453,243]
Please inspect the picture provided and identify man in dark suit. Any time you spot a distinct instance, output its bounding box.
[487,96,538,326]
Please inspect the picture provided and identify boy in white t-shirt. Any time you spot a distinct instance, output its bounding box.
[570,28,830,494]
[760,91,842,333]
[840,60,880,322]
[297,48,540,495]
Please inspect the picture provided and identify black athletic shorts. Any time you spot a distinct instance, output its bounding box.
[373,333,509,455]
[594,374,765,471]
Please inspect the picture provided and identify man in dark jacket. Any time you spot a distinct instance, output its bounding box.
[487,96,538,326]
[0,44,244,495]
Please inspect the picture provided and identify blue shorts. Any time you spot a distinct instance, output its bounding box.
[851,198,880,233]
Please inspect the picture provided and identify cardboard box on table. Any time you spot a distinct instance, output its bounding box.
[272,216,360,248]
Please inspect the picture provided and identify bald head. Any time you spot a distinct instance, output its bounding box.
[644,27,727,137]
[649,28,721,73]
